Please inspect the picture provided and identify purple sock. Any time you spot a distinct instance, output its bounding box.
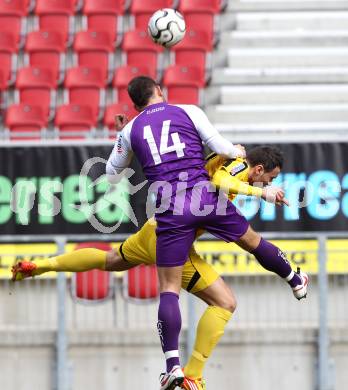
[157,292,181,372]
[252,238,301,288]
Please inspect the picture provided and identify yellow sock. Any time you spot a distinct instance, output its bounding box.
[32,248,107,276]
[184,306,232,379]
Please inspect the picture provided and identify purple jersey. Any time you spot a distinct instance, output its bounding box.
[129,102,209,187]
[106,101,248,267]
[107,102,242,183]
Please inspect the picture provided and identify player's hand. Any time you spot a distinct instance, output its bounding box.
[262,186,289,206]
[234,144,246,158]
[275,189,290,206]
[115,114,129,131]
[275,193,290,207]
[276,197,290,207]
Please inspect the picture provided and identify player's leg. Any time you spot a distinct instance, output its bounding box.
[11,220,158,281]
[186,279,235,383]
[156,221,197,390]
[157,265,186,389]
[12,248,111,281]
[236,226,309,300]
[181,252,235,388]
[206,198,308,300]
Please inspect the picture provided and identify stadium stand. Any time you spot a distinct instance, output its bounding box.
[5,103,46,138]
[122,29,164,77]
[130,0,175,30]
[0,31,18,85]
[35,0,76,44]
[113,64,156,101]
[171,29,213,79]
[163,64,205,104]
[83,0,126,45]
[74,30,115,82]
[64,66,105,120]
[55,104,95,138]
[0,69,6,96]
[2,0,346,140]
[104,101,138,132]
[16,66,56,118]
[179,0,220,44]
[0,0,220,139]
[208,0,348,136]
[25,30,66,83]
[0,0,27,47]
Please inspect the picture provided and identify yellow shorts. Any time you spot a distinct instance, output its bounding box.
[118,219,219,294]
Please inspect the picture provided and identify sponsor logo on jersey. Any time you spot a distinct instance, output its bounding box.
[116,135,123,154]
[147,106,165,115]
[230,163,246,176]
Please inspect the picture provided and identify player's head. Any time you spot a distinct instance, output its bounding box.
[247,146,283,185]
[128,76,164,111]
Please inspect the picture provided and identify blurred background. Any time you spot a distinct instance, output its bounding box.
[0,0,348,389]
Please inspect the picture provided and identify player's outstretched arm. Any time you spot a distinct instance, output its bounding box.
[213,168,263,198]
[213,168,289,206]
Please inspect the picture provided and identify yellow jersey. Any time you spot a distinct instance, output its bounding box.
[205,153,263,201]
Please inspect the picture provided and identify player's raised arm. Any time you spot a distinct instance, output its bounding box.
[179,105,246,159]
[106,122,134,176]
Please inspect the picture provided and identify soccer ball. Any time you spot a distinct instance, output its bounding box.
[148,8,186,48]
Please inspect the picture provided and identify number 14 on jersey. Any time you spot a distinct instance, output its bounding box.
[144,120,186,165]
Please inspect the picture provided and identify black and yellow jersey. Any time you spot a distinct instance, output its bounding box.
[205,153,263,201]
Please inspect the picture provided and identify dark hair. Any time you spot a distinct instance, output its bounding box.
[247,146,284,171]
[127,76,158,108]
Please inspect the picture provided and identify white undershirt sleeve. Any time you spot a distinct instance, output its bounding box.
[178,105,245,159]
[106,123,134,176]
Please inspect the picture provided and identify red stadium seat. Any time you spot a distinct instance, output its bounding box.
[172,29,212,77]
[74,30,114,83]
[65,66,105,120]
[180,0,223,13]
[179,0,219,44]
[122,30,164,77]
[25,30,66,83]
[104,102,138,132]
[163,65,205,104]
[113,65,156,102]
[55,104,95,138]
[0,0,27,46]
[0,69,7,108]
[35,0,76,44]
[130,0,174,30]
[5,103,46,138]
[71,242,114,302]
[83,0,125,44]
[0,70,6,91]
[123,264,159,302]
[0,31,18,84]
[16,67,56,117]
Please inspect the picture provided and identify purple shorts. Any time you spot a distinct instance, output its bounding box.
[155,187,249,267]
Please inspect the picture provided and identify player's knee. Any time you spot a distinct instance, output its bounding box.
[221,295,237,313]
[215,291,237,313]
